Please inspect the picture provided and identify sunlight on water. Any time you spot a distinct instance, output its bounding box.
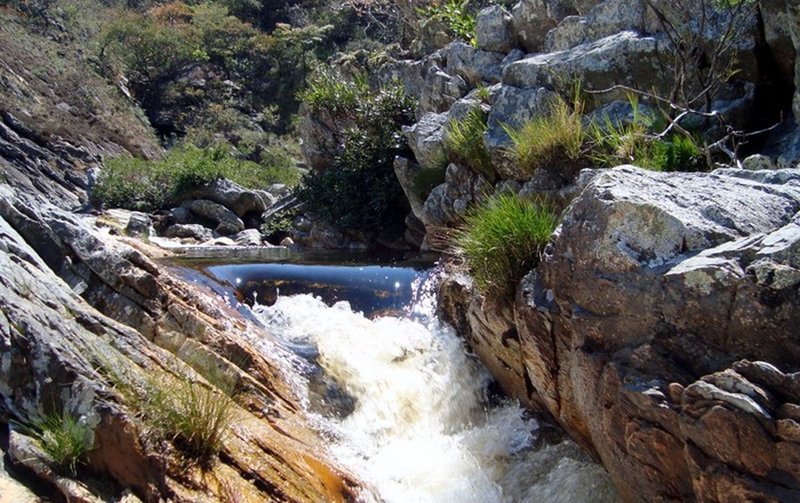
[252,274,618,503]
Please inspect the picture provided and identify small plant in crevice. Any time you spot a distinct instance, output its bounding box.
[503,94,586,179]
[141,374,234,464]
[14,409,93,476]
[418,0,477,46]
[455,193,558,298]
[445,106,494,181]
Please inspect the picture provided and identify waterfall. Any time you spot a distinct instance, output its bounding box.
[251,269,618,503]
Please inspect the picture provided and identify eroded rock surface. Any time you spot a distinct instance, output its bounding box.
[440,166,800,502]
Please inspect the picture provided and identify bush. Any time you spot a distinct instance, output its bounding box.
[445,106,494,180]
[296,75,415,234]
[16,410,92,475]
[455,193,557,297]
[94,142,300,211]
[142,375,233,463]
[504,95,586,178]
[419,0,477,46]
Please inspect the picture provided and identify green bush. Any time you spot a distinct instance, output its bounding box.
[504,95,585,178]
[296,76,415,234]
[419,0,477,46]
[455,193,557,297]
[445,107,494,180]
[16,410,92,476]
[94,142,300,211]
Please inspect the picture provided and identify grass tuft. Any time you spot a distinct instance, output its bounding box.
[503,95,585,179]
[445,107,494,180]
[455,193,558,298]
[16,410,92,476]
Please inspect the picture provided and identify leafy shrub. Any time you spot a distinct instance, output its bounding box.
[419,0,477,46]
[445,107,494,180]
[504,95,586,178]
[94,142,299,211]
[296,76,415,234]
[455,193,557,297]
[140,375,232,463]
[16,410,92,475]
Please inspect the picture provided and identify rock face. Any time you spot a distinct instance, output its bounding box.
[440,166,800,502]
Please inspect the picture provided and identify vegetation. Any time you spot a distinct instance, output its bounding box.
[503,95,586,179]
[15,409,92,475]
[455,193,558,297]
[296,72,415,234]
[418,0,476,46]
[93,142,299,211]
[141,375,234,463]
[444,107,494,180]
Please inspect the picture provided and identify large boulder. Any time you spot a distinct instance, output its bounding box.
[475,6,514,53]
[510,0,577,53]
[419,65,470,115]
[182,199,245,235]
[443,42,506,86]
[402,112,449,170]
[440,166,800,502]
[176,179,274,218]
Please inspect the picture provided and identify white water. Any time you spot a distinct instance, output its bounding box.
[253,275,618,503]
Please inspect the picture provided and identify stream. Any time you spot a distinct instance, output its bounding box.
[174,252,618,503]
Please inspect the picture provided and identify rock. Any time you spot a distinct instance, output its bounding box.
[125,212,151,238]
[298,103,341,170]
[761,0,800,121]
[503,31,669,104]
[411,17,452,57]
[181,199,245,235]
[402,112,448,170]
[418,163,492,228]
[163,223,213,241]
[443,42,505,86]
[419,65,469,114]
[394,157,426,222]
[279,236,295,247]
[475,6,514,53]
[511,0,576,53]
[439,166,800,502]
[233,228,263,246]
[168,206,194,225]
[543,0,658,52]
[177,179,273,217]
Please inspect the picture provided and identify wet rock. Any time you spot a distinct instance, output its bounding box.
[125,212,151,238]
[181,199,244,235]
[475,6,514,53]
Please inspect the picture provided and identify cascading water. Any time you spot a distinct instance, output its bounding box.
[247,267,619,503]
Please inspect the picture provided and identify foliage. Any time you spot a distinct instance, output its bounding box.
[141,375,233,463]
[455,193,557,298]
[445,107,494,180]
[94,142,299,211]
[418,0,476,45]
[588,98,705,171]
[296,75,415,233]
[15,409,92,475]
[503,95,586,179]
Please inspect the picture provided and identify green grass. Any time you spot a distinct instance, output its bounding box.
[455,193,558,298]
[445,107,494,180]
[503,95,585,179]
[141,375,233,464]
[15,410,92,475]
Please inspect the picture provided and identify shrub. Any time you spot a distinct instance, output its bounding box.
[94,142,300,211]
[296,76,415,234]
[445,107,494,180]
[419,0,477,46]
[15,410,92,475]
[455,193,557,298]
[504,95,586,178]
[141,375,233,463]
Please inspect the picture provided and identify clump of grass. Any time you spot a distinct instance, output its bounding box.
[15,410,92,476]
[455,193,558,298]
[141,375,233,464]
[503,95,586,179]
[445,106,494,180]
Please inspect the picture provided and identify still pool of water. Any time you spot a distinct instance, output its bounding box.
[170,253,619,503]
